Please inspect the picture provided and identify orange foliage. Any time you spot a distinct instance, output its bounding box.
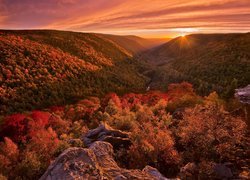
[167,82,196,101]
[176,104,247,162]
[26,127,59,162]
[128,121,180,174]
[0,84,248,179]
[0,137,19,174]
[101,93,122,109]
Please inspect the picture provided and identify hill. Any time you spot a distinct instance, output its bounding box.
[100,34,169,54]
[140,33,250,97]
[0,30,147,114]
[0,85,248,179]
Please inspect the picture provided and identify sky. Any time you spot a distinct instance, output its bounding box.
[0,0,249,38]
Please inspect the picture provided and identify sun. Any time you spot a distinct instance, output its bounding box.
[171,28,199,38]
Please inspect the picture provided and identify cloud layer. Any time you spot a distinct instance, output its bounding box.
[0,0,249,37]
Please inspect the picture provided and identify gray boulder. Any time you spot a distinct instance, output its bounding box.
[40,141,168,180]
[83,123,131,149]
[235,85,250,128]
[214,163,233,179]
[235,85,250,104]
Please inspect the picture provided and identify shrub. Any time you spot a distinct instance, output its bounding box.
[105,99,121,116]
[0,114,27,142]
[141,91,168,106]
[107,109,136,131]
[16,151,42,179]
[0,137,19,176]
[121,93,142,109]
[69,121,89,138]
[128,121,180,175]
[166,82,201,112]
[101,93,121,110]
[48,114,71,135]
[26,127,59,163]
[176,104,247,163]
[30,111,51,128]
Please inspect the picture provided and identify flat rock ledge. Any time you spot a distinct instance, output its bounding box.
[83,123,131,149]
[40,141,168,180]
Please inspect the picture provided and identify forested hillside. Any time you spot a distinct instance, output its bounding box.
[100,34,168,54]
[140,33,250,98]
[0,30,148,115]
[0,30,249,179]
[1,30,249,115]
[0,83,248,179]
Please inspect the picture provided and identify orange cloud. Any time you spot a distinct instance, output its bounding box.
[0,0,249,37]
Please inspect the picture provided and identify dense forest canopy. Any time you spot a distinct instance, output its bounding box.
[1,30,249,115]
[0,30,150,115]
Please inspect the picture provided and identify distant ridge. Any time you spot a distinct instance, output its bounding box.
[98,34,169,55]
[139,33,250,97]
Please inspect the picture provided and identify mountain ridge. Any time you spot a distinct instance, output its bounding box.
[139,32,250,97]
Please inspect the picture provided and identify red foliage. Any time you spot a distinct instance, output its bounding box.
[120,91,168,109]
[167,82,195,101]
[27,111,51,138]
[49,106,64,113]
[30,111,51,128]
[141,91,168,106]
[48,114,71,135]
[121,93,142,109]
[64,97,100,122]
[0,111,53,143]
[0,114,28,142]
[27,127,59,162]
[101,92,168,110]
[101,93,121,109]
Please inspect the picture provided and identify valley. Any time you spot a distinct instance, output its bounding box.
[140,33,250,98]
[0,30,249,180]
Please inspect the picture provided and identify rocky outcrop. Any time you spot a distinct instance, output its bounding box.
[214,163,233,179]
[179,162,235,179]
[40,141,167,180]
[83,123,131,149]
[235,85,250,104]
[179,162,198,179]
[235,85,250,128]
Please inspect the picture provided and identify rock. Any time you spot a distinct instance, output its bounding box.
[223,162,234,168]
[143,166,168,180]
[213,163,233,179]
[39,147,101,180]
[83,123,131,149]
[179,162,198,178]
[40,141,168,180]
[235,85,250,128]
[235,85,250,104]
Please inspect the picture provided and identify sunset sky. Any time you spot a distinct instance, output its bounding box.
[0,0,249,38]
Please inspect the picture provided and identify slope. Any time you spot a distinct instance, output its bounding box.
[140,33,250,97]
[0,30,147,114]
[100,34,169,55]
